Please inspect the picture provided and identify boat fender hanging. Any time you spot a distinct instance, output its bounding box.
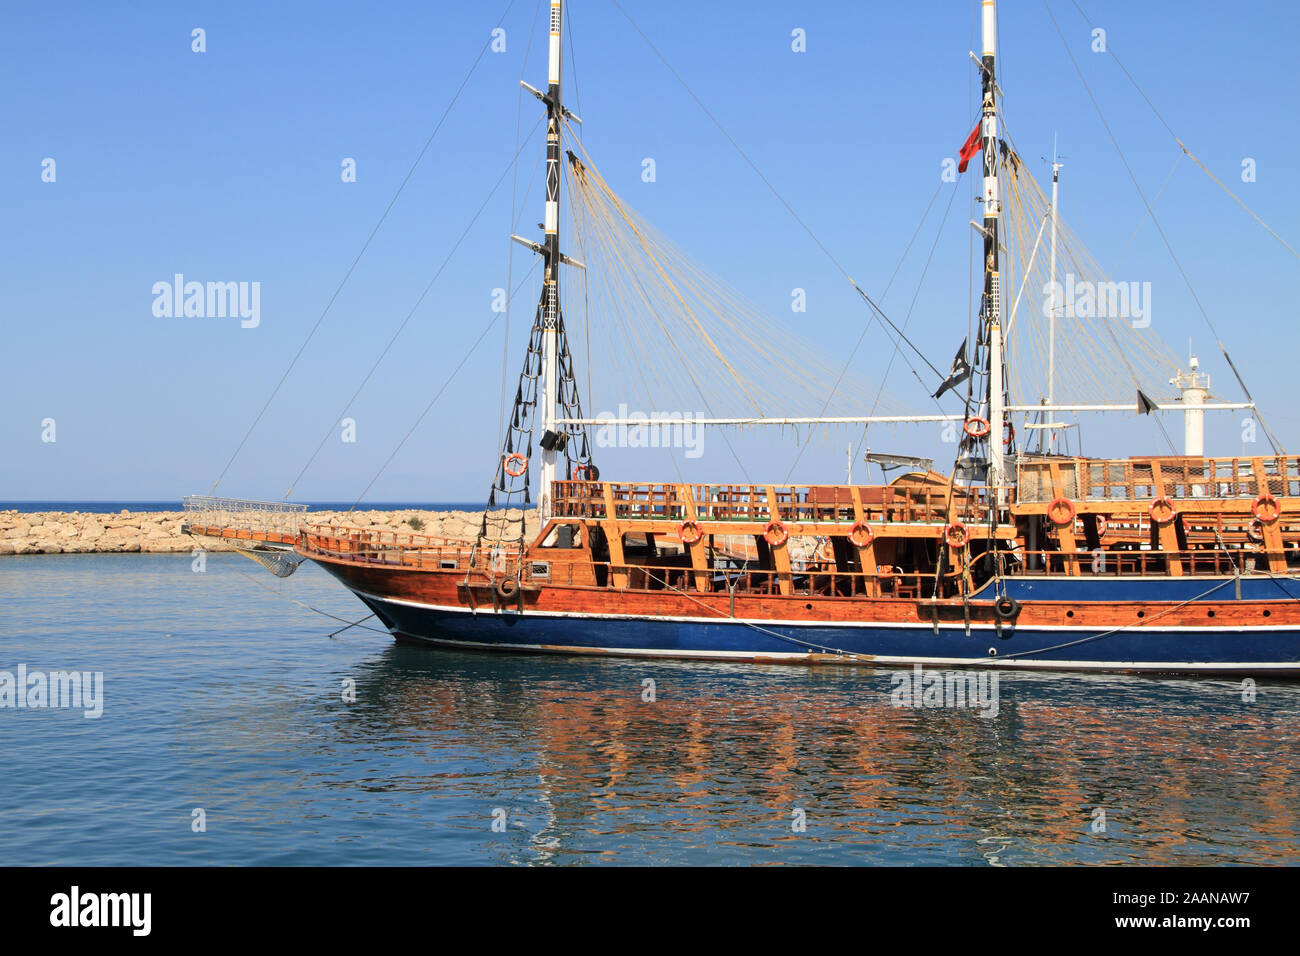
[1252,493,1281,524]
[764,520,789,548]
[504,453,528,478]
[495,576,519,600]
[849,521,875,548]
[1047,496,1076,527]
[945,521,969,549]
[963,417,991,439]
[679,520,703,545]
[994,595,1021,622]
[1149,496,1178,526]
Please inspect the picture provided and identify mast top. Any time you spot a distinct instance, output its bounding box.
[981,0,997,59]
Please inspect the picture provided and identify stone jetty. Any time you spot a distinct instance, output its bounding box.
[0,509,539,555]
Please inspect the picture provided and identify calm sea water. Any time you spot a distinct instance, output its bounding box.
[2,553,1298,866]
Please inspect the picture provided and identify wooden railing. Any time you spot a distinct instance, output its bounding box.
[551,480,996,526]
[1017,454,1300,504]
[300,524,487,571]
[1014,548,1263,577]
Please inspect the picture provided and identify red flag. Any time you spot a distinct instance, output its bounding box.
[957,123,982,174]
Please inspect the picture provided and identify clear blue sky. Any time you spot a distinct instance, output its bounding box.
[2,0,1297,502]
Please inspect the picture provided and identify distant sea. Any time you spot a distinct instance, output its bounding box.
[0,501,486,514]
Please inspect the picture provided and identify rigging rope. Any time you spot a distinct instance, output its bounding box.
[609,0,949,405]
[284,117,545,500]
[1068,0,1300,265]
[1041,0,1283,454]
[208,0,521,496]
[346,261,540,512]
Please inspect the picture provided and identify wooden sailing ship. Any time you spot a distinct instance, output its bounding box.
[185,0,1300,674]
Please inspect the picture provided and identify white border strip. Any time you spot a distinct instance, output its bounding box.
[395,632,1300,673]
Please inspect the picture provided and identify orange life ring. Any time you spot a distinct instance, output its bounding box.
[571,463,600,482]
[1149,496,1177,526]
[1003,421,1016,446]
[963,417,991,439]
[764,520,789,548]
[678,519,703,545]
[1095,515,1109,539]
[848,521,875,549]
[1252,493,1281,524]
[945,521,969,549]
[1247,519,1265,544]
[1047,496,1076,527]
[503,452,528,478]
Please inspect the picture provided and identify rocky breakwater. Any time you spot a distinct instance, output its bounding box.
[0,509,540,555]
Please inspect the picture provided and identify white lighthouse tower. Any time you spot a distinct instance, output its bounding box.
[1173,355,1210,457]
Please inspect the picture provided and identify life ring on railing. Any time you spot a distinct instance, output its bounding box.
[1047,495,1076,527]
[1247,519,1265,544]
[678,519,703,545]
[994,595,1021,622]
[1149,496,1177,526]
[572,463,601,482]
[944,521,969,549]
[503,453,528,478]
[1095,515,1109,539]
[963,417,991,439]
[848,520,875,549]
[764,520,789,548]
[495,576,519,600]
[1252,492,1281,524]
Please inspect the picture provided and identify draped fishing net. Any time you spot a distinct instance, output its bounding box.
[562,135,924,427]
[230,544,306,578]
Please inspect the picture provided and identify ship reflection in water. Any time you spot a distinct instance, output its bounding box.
[324,647,1299,865]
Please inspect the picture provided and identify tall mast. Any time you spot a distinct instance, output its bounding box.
[539,0,564,519]
[980,0,1006,492]
[1047,138,1061,412]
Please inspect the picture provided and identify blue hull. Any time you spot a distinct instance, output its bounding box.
[346,578,1300,675]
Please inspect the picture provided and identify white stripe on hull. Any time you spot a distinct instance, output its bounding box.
[392,631,1300,674]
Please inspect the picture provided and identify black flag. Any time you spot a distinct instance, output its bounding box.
[1136,389,1159,415]
[933,338,972,399]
